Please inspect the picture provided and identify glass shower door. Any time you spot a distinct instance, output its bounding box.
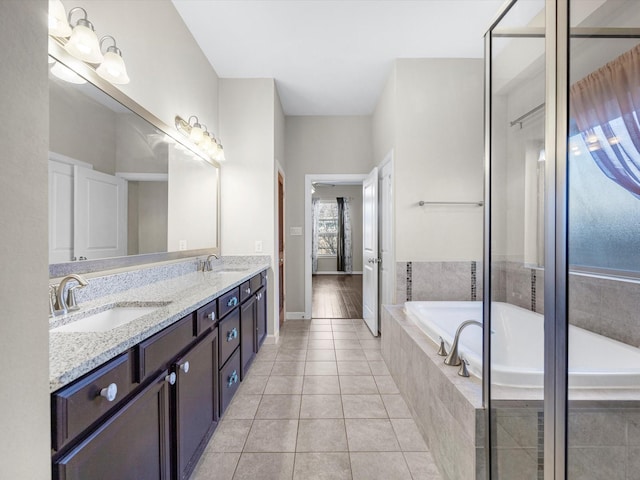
[566,2,640,478]
[487,1,547,478]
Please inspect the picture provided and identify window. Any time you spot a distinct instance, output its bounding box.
[569,131,640,275]
[316,201,338,255]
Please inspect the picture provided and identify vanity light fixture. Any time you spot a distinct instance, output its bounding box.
[48,0,72,37]
[175,115,226,163]
[65,7,103,64]
[96,36,130,85]
[48,4,130,85]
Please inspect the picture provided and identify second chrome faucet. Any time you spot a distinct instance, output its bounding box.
[50,274,89,316]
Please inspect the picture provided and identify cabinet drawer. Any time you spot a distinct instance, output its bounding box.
[218,287,240,319]
[239,280,252,303]
[218,308,240,366]
[52,352,133,451]
[219,348,240,416]
[196,298,218,336]
[137,314,195,382]
[251,273,263,293]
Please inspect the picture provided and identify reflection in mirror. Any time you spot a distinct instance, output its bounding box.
[48,57,219,266]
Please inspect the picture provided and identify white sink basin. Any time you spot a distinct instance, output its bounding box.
[51,306,159,333]
[214,267,249,273]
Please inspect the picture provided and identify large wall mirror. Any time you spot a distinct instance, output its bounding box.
[48,44,219,277]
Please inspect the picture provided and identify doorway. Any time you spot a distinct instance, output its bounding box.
[304,173,368,321]
[278,171,285,327]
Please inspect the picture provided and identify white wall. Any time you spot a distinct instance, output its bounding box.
[284,116,374,314]
[0,1,51,478]
[393,59,484,262]
[372,64,397,165]
[313,184,364,272]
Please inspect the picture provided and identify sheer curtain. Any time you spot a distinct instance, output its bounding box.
[570,43,640,199]
[336,197,353,273]
[311,198,319,274]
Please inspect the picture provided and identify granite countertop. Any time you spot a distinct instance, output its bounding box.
[49,261,269,392]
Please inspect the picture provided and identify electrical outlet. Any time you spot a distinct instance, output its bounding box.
[179,240,187,251]
[255,240,263,253]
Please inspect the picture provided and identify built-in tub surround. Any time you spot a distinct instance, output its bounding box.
[492,260,640,348]
[383,303,640,480]
[49,256,270,391]
[382,305,485,480]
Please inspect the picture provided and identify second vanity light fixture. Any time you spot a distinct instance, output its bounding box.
[48,0,130,85]
[175,115,226,163]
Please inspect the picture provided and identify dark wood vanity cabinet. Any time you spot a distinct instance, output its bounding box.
[53,370,172,480]
[172,328,218,480]
[52,269,267,479]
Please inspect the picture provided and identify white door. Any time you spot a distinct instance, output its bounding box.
[362,167,379,336]
[49,161,74,263]
[74,166,127,260]
[379,156,395,308]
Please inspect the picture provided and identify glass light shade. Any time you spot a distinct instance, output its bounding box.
[50,62,86,84]
[200,133,212,150]
[48,0,71,37]
[215,145,225,162]
[96,51,130,84]
[66,23,104,63]
[189,125,204,144]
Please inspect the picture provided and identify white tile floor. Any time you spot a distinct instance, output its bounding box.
[190,318,442,480]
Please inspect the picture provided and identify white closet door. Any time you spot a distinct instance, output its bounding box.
[49,161,74,263]
[362,167,379,336]
[74,166,127,260]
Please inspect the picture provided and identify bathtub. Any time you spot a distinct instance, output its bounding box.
[404,301,640,388]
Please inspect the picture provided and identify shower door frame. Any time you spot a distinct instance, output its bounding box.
[484,1,640,479]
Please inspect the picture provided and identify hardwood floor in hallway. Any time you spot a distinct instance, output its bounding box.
[312,274,363,319]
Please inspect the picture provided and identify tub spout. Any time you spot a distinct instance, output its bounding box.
[444,320,482,367]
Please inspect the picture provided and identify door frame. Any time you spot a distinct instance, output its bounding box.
[303,173,368,320]
[378,150,395,307]
[274,161,286,337]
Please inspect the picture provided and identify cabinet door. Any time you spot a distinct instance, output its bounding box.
[256,287,267,349]
[240,295,256,379]
[173,328,219,480]
[53,371,171,480]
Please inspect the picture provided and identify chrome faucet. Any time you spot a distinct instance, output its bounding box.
[444,320,482,366]
[52,274,89,314]
[200,254,219,272]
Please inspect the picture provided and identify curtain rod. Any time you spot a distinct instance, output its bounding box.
[510,103,545,128]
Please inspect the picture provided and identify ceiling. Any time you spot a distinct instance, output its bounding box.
[172,0,506,116]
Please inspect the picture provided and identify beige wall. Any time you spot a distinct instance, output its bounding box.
[313,184,364,273]
[284,116,374,314]
[372,64,397,165]
[0,1,51,478]
[394,59,484,262]
[219,78,282,335]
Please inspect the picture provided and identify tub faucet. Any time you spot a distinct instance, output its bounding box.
[444,320,482,366]
[53,274,88,314]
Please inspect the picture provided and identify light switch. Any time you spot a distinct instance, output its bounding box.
[290,226,303,236]
[179,240,187,251]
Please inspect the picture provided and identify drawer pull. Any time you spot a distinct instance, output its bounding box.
[226,327,238,342]
[256,292,262,301]
[207,311,216,321]
[227,296,238,308]
[227,370,238,387]
[99,383,118,402]
[165,372,177,385]
[180,361,190,374]
[244,287,251,295]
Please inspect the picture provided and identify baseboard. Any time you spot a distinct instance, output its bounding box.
[285,312,309,320]
[313,271,363,275]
